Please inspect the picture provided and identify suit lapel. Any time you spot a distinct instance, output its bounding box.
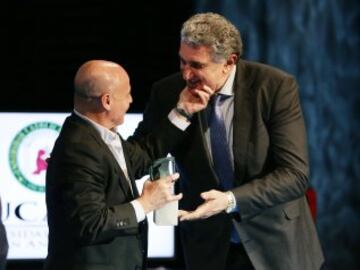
[195,61,253,186]
[71,114,135,199]
[233,60,253,185]
[120,137,140,198]
[197,104,222,186]
[109,136,137,199]
[114,156,136,199]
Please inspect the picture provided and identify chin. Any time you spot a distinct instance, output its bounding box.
[118,117,125,125]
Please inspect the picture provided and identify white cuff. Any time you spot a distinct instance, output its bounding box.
[168,109,191,131]
[131,200,146,222]
[225,191,237,213]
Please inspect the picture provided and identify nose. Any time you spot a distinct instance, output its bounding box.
[181,65,193,81]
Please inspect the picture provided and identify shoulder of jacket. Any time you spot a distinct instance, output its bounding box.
[239,60,294,81]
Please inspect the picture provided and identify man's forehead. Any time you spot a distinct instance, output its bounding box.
[179,46,212,64]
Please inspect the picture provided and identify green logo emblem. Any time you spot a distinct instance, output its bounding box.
[9,122,61,192]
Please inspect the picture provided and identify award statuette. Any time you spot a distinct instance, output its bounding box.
[149,157,178,225]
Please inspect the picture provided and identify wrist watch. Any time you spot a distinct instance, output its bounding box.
[225,191,236,213]
[175,106,193,121]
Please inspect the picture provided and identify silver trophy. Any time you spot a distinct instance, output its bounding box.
[150,157,178,225]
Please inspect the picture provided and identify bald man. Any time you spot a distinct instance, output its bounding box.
[44,60,212,270]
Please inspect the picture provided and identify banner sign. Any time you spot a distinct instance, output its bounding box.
[0,113,174,259]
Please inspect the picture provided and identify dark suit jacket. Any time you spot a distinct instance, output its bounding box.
[0,198,8,270]
[44,113,184,270]
[131,60,324,270]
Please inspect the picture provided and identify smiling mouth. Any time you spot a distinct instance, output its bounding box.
[186,78,201,89]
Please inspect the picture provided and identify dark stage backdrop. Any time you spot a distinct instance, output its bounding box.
[2,0,194,113]
[195,0,360,269]
[2,1,194,269]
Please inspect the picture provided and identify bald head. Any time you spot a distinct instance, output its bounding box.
[74,60,128,100]
[73,60,133,128]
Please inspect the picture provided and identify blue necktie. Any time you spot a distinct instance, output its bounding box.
[209,94,234,191]
[209,94,241,243]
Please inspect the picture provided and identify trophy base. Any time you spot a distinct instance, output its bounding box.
[153,200,178,226]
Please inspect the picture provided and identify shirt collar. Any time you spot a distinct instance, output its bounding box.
[73,109,119,144]
[218,66,236,97]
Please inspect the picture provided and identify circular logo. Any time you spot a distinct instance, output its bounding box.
[9,122,61,192]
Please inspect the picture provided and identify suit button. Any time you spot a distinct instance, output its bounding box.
[116,219,128,228]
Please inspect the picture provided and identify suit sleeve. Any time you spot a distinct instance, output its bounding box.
[127,81,185,179]
[50,140,139,245]
[234,76,309,221]
[0,198,8,261]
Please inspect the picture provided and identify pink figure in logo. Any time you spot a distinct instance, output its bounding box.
[33,149,48,175]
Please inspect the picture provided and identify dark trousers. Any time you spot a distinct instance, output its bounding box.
[225,242,254,270]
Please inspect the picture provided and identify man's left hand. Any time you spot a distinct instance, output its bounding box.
[178,189,228,221]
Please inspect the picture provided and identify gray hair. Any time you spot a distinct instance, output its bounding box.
[181,12,243,62]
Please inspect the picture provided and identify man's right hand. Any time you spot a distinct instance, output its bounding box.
[177,84,214,115]
[137,173,182,214]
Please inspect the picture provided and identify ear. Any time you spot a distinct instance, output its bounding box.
[101,93,111,111]
[226,53,238,67]
[223,53,238,74]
